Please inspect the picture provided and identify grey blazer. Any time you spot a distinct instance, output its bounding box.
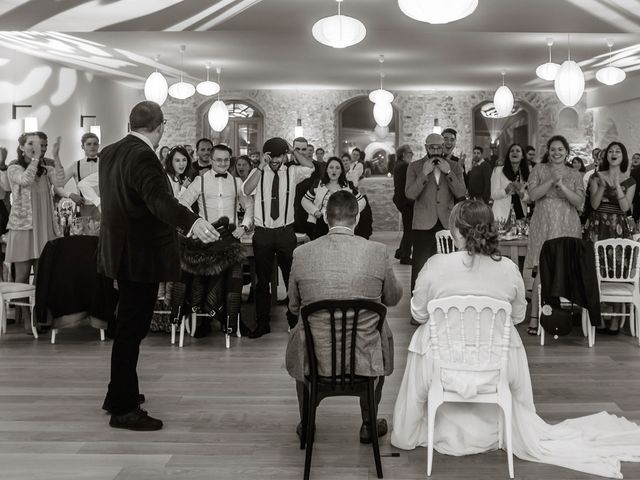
[405,156,467,230]
[285,229,403,382]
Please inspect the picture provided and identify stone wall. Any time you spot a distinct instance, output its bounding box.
[161,89,592,160]
[591,97,640,156]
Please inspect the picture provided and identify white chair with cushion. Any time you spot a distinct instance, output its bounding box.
[426,295,514,478]
[0,282,37,338]
[435,230,456,254]
[594,239,640,341]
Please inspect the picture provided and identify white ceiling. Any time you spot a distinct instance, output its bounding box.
[0,0,639,91]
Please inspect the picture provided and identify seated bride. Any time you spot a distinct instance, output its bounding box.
[391,199,640,479]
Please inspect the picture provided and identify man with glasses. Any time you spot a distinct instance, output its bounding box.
[405,133,466,306]
[392,144,415,265]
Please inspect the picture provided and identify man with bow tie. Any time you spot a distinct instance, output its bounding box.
[55,132,100,218]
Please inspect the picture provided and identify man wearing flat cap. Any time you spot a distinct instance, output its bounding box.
[405,133,467,301]
[242,137,315,338]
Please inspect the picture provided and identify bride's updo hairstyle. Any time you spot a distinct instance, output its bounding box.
[449,200,502,261]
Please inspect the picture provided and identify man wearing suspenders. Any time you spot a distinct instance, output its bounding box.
[242,137,314,338]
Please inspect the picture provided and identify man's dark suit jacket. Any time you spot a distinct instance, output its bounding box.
[98,134,199,282]
[392,161,413,213]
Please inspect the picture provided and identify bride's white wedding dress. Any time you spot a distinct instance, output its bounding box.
[391,252,640,479]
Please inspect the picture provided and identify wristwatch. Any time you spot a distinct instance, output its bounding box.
[241,224,249,232]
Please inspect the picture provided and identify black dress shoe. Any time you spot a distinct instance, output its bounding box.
[239,322,252,336]
[359,419,388,444]
[109,407,163,431]
[193,320,212,338]
[102,394,146,413]
[247,324,270,339]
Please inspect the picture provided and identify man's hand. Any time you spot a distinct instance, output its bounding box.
[259,152,271,170]
[182,177,192,189]
[232,226,244,239]
[190,218,220,243]
[422,158,435,176]
[69,193,85,205]
[437,159,451,175]
[0,147,7,166]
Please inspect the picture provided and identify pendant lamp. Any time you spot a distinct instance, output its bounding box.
[398,0,478,24]
[294,119,304,137]
[196,64,221,96]
[312,0,366,49]
[493,71,514,118]
[208,68,229,132]
[144,55,168,106]
[373,102,393,127]
[535,38,561,81]
[554,35,584,107]
[596,39,626,86]
[369,55,394,104]
[168,45,195,100]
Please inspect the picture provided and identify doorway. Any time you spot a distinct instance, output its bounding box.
[201,100,263,156]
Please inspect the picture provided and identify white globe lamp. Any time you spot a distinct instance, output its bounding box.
[596,40,626,86]
[312,0,366,49]
[144,71,168,106]
[373,102,393,127]
[535,38,560,81]
[208,100,229,132]
[398,0,478,24]
[554,60,584,107]
[493,72,514,118]
[196,65,220,96]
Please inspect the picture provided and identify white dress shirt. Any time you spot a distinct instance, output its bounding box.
[179,170,254,229]
[77,171,100,208]
[244,164,313,228]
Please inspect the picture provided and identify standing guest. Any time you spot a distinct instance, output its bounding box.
[525,145,537,169]
[0,147,10,233]
[233,155,253,182]
[442,128,460,163]
[184,144,194,159]
[571,156,586,173]
[99,101,218,431]
[631,152,640,170]
[629,152,640,222]
[466,145,492,204]
[488,143,500,168]
[525,135,585,335]
[249,151,261,169]
[306,144,315,159]
[286,190,402,443]
[315,147,325,163]
[164,146,192,197]
[345,151,364,187]
[583,148,603,189]
[405,133,467,297]
[392,144,415,264]
[242,137,314,338]
[290,136,320,236]
[585,142,635,242]
[491,143,530,222]
[6,133,65,332]
[54,132,100,218]
[34,131,55,167]
[192,138,213,176]
[158,146,170,163]
[301,156,365,239]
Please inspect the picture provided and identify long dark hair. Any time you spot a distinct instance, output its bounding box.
[542,135,570,163]
[600,141,629,173]
[501,143,529,182]
[321,156,348,187]
[164,145,192,183]
[449,200,502,261]
[16,132,45,177]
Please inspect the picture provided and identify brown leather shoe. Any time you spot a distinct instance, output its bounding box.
[109,407,163,431]
[359,419,388,444]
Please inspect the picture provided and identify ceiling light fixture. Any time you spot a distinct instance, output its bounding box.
[208,67,229,132]
[196,63,221,96]
[554,34,584,107]
[432,118,442,134]
[535,38,561,81]
[144,55,169,106]
[168,45,195,100]
[370,55,394,128]
[312,0,366,49]
[493,71,514,118]
[398,0,478,24]
[596,39,626,86]
[369,55,394,104]
[295,118,304,137]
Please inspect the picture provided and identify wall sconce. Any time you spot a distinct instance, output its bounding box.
[90,125,102,142]
[12,104,37,132]
[432,118,442,135]
[294,118,304,137]
[80,114,97,127]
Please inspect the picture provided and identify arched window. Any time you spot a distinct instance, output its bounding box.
[199,100,264,156]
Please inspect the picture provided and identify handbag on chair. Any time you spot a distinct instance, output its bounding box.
[539,303,574,337]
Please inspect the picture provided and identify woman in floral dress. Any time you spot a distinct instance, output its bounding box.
[525,135,585,334]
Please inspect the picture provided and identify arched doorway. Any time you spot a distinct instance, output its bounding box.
[199,100,264,156]
[336,96,400,175]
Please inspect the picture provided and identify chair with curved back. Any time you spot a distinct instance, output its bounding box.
[426,295,514,478]
[435,230,456,254]
[300,299,387,480]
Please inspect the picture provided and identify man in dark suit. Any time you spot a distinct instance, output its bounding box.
[99,101,219,431]
[405,133,467,295]
[392,144,415,264]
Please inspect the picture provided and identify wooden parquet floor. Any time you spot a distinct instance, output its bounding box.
[1,232,640,480]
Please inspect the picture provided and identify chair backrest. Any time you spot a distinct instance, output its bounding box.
[300,299,387,388]
[435,229,456,254]
[426,295,512,372]
[594,239,640,284]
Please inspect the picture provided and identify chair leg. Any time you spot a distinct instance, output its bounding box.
[191,313,196,337]
[51,329,57,344]
[179,316,185,348]
[303,387,317,480]
[171,324,176,345]
[539,326,545,346]
[30,299,38,339]
[427,400,437,476]
[620,303,627,330]
[99,329,105,341]
[501,403,514,479]
[368,379,383,479]
[581,309,588,337]
[225,333,230,349]
[236,313,241,338]
[300,386,309,450]
[0,298,5,336]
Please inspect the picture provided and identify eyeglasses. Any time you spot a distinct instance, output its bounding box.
[162,119,168,125]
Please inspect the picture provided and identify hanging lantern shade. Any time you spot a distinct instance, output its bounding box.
[493,85,514,118]
[208,100,229,132]
[369,88,394,104]
[596,65,626,86]
[373,102,393,127]
[197,79,220,96]
[312,1,366,50]
[554,60,584,107]
[168,81,195,100]
[398,0,478,24]
[144,71,168,106]
[535,62,560,81]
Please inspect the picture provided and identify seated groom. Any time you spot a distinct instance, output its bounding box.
[285,190,403,443]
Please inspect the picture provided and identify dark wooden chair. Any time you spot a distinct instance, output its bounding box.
[300,299,387,480]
